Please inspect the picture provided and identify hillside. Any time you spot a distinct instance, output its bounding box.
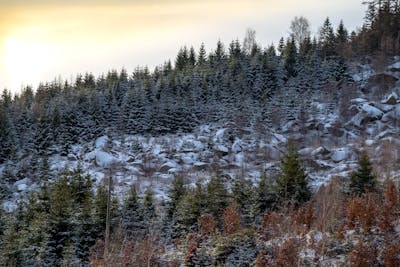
[1,1,400,266]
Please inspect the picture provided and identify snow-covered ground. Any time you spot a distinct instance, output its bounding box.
[3,59,400,209]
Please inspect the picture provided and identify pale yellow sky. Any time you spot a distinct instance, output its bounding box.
[0,0,365,93]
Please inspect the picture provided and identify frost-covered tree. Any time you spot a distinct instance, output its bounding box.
[349,152,378,196]
[276,143,311,206]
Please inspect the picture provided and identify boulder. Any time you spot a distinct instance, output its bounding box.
[159,161,178,173]
[350,103,384,127]
[382,92,399,105]
[331,148,350,163]
[311,146,330,158]
[387,61,400,73]
[299,147,314,156]
[232,140,243,153]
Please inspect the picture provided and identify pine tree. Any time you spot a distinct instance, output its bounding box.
[46,175,74,266]
[319,17,336,58]
[142,188,156,231]
[349,152,378,196]
[175,182,206,234]
[254,172,276,216]
[283,38,297,79]
[166,175,186,221]
[231,174,254,225]
[197,43,207,66]
[206,173,230,226]
[121,186,145,238]
[276,143,311,206]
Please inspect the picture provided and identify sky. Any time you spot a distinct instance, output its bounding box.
[0,0,366,93]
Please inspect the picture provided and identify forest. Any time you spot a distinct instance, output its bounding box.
[1,0,400,266]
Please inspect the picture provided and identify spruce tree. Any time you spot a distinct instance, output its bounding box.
[121,186,145,238]
[206,173,230,226]
[254,171,276,216]
[231,174,254,225]
[349,152,377,196]
[276,143,311,206]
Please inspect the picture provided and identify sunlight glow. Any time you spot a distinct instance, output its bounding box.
[3,37,60,89]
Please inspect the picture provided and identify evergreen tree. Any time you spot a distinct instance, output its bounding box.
[142,188,156,225]
[319,17,336,58]
[283,38,297,79]
[275,143,311,206]
[121,186,145,238]
[231,174,254,225]
[166,175,186,221]
[349,152,378,195]
[254,172,276,216]
[46,175,74,266]
[206,173,230,226]
[175,182,206,234]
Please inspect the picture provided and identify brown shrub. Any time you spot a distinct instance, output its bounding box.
[383,241,400,267]
[313,177,346,233]
[132,234,165,267]
[349,239,377,267]
[198,213,217,237]
[223,201,241,235]
[294,202,314,231]
[90,240,105,267]
[254,251,267,267]
[347,193,379,232]
[272,238,300,267]
[184,233,198,267]
[379,180,399,232]
[262,212,289,240]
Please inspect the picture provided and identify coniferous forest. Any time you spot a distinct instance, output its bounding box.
[1,1,400,266]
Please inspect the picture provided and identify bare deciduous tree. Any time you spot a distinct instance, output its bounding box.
[243,28,257,55]
[290,16,311,46]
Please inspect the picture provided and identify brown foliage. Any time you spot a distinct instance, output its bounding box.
[198,214,217,237]
[349,239,377,267]
[90,240,105,267]
[294,202,314,231]
[347,193,378,232]
[383,241,400,267]
[122,242,132,267]
[262,212,287,240]
[254,251,267,267]
[272,238,300,267]
[223,201,241,235]
[379,180,399,232]
[184,233,199,267]
[132,234,165,267]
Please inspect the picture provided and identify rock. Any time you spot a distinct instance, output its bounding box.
[311,146,330,158]
[14,178,30,191]
[159,161,177,173]
[215,145,229,154]
[327,125,345,138]
[95,136,109,149]
[350,98,368,105]
[350,103,384,127]
[299,147,314,156]
[361,103,383,118]
[331,148,350,163]
[382,92,399,105]
[95,151,119,167]
[388,61,400,73]
[193,162,208,171]
[232,140,243,153]
[67,153,77,161]
[365,139,375,146]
